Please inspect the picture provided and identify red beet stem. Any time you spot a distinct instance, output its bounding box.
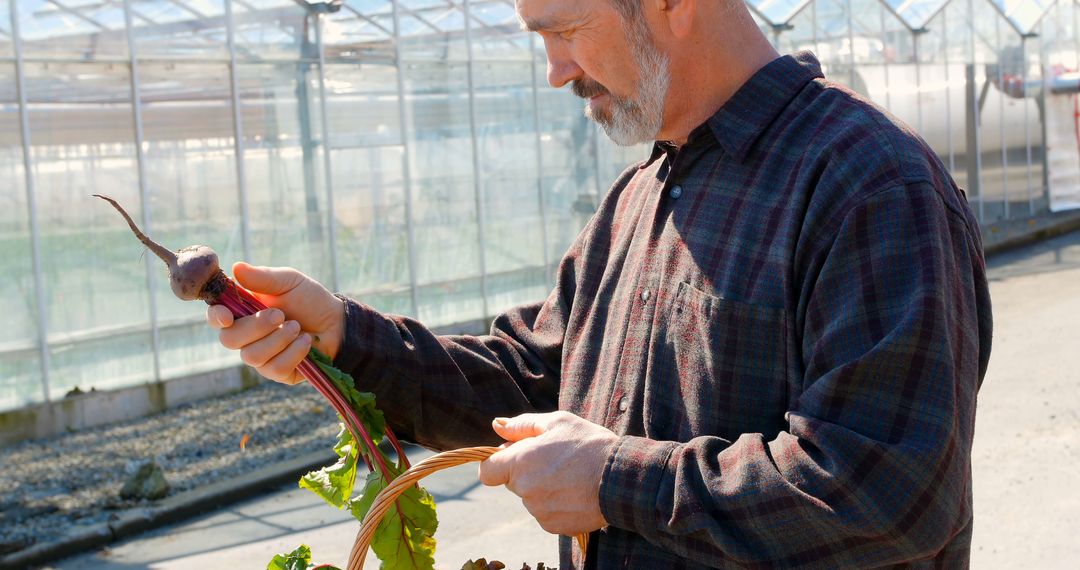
[216,285,391,476]
[93,194,178,269]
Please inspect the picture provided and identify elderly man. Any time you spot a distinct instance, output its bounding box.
[208,0,992,567]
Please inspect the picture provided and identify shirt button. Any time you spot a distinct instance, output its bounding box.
[641,289,650,302]
[618,397,629,413]
[670,185,683,199]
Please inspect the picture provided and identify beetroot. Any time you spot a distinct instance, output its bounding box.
[96,195,437,569]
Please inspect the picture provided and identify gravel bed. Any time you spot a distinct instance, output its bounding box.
[0,381,341,557]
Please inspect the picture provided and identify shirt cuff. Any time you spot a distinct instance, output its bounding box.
[598,435,678,535]
[332,294,393,386]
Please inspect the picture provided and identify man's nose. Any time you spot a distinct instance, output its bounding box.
[543,40,582,88]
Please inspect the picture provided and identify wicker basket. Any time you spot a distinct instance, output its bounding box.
[346,446,589,570]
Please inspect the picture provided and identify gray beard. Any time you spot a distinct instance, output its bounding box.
[586,33,671,146]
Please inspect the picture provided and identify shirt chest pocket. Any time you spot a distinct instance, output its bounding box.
[646,281,789,442]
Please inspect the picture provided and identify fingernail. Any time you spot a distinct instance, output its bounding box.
[286,320,300,334]
[493,417,508,426]
[300,333,312,345]
[269,309,285,324]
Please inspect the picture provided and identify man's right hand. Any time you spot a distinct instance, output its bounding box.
[206,262,345,385]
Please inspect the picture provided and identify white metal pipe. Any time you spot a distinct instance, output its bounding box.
[462,0,491,320]
[944,5,955,174]
[314,14,340,292]
[529,33,552,285]
[391,0,422,318]
[123,0,163,383]
[10,0,53,404]
[970,0,984,222]
[996,11,1008,219]
[225,0,252,262]
[1022,35,1033,215]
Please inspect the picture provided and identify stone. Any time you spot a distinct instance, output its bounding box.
[119,459,169,501]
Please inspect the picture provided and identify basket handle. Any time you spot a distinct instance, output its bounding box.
[346,446,589,570]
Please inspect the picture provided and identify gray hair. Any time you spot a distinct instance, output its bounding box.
[608,0,642,21]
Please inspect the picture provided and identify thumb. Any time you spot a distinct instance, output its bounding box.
[492,414,548,443]
[232,262,304,297]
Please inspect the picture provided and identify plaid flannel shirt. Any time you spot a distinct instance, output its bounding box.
[335,52,993,569]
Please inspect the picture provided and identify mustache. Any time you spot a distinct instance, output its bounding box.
[571,78,609,99]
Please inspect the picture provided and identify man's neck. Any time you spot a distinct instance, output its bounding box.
[655,18,780,144]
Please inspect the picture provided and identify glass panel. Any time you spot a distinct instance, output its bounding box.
[23,60,155,395]
[1020,32,1046,216]
[403,60,483,326]
[1039,0,1078,213]
[0,65,33,348]
[468,0,531,61]
[989,0,1054,35]
[473,61,548,314]
[775,9,819,59]
[747,0,814,27]
[852,0,913,116]
[397,0,469,61]
[992,28,1039,220]
[882,0,949,30]
[919,7,962,178]
[973,2,1006,221]
[138,61,241,378]
[129,0,228,60]
[236,62,333,283]
[0,1,13,57]
[323,62,402,148]
[48,329,154,395]
[0,63,43,411]
[331,145,413,316]
[15,0,129,60]
[233,0,312,61]
[795,0,867,96]
[0,351,41,412]
[323,0,395,62]
[534,46,600,268]
[322,61,411,314]
[158,317,235,379]
[596,136,649,192]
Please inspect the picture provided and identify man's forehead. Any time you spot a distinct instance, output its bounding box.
[515,0,592,31]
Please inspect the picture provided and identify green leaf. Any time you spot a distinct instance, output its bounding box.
[310,348,387,444]
[299,424,358,509]
[305,348,439,570]
[346,471,439,570]
[267,544,312,570]
[347,470,385,522]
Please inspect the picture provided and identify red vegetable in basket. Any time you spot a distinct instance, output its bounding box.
[95,195,437,569]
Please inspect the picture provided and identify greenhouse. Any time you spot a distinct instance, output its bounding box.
[2,0,1079,418]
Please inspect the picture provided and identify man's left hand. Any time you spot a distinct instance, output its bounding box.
[478,411,619,536]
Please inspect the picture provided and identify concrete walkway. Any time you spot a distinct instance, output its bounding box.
[45,230,1080,569]
[47,445,557,569]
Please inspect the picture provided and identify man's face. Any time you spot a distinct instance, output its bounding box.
[517,0,671,145]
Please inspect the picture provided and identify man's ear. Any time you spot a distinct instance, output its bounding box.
[658,0,696,38]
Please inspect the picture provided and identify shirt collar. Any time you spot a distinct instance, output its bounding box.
[706,51,824,161]
[642,50,824,167]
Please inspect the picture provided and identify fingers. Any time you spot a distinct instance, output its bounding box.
[232,262,305,296]
[255,332,313,385]
[218,308,284,350]
[491,413,552,443]
[478,447,513,487]
[206,304,233,329]
[239,319,303,368]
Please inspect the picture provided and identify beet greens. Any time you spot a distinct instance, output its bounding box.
[95,195,437,569]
